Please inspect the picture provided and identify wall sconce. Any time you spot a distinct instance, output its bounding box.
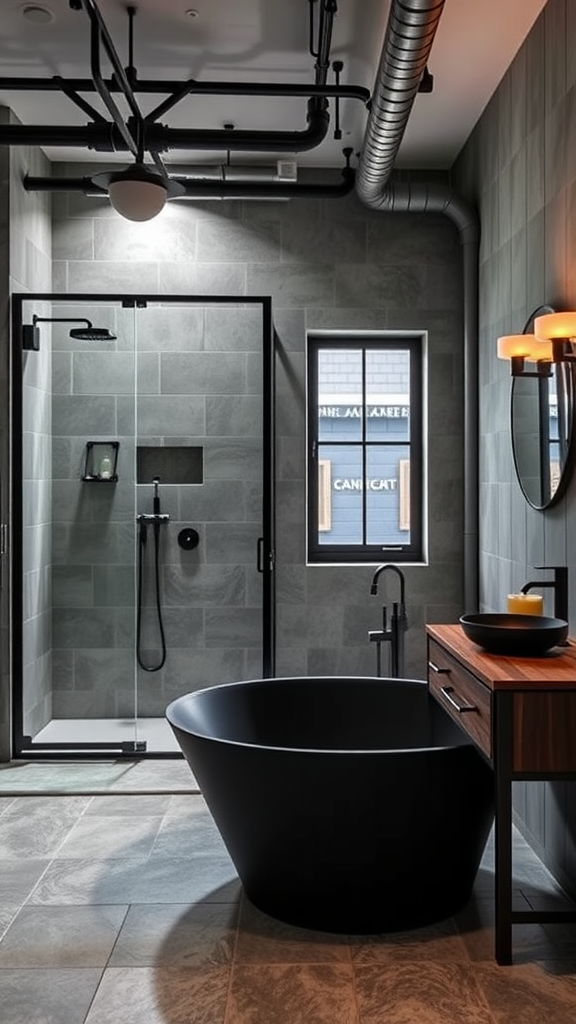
[497,333,553,377]
[497,305,554,377]
[533,311,576,364]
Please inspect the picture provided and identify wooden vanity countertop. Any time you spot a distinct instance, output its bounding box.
[427,623,576,691]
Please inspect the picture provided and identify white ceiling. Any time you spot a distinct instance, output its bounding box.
[1,0,547,170]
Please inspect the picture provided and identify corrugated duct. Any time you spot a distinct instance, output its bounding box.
[356,0,479,611]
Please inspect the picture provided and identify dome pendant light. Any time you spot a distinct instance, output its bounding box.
[92,163,185,222]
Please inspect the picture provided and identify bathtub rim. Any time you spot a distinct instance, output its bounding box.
[165,674,477,756]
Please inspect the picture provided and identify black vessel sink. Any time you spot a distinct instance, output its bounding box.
[459,613,568,656]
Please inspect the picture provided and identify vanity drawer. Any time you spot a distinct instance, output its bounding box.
[428,639,492,759]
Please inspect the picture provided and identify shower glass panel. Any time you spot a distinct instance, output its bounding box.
[12,294,274,758]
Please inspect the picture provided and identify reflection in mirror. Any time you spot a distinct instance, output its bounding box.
[510,307,576,509]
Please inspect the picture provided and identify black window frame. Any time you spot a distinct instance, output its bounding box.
[307,333,425,565]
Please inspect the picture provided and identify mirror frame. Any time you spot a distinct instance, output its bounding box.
[510,304,576,510]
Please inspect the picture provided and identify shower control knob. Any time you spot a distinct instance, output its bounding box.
[178,527,200,551]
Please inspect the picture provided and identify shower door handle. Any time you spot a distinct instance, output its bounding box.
[256,537,274,573]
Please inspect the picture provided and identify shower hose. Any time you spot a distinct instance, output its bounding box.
[136,518,167,672]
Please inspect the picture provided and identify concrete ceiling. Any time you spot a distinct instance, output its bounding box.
[1,0,547,170]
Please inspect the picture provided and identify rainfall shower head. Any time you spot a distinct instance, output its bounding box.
[69,323,117,341]
[23,315,117,349]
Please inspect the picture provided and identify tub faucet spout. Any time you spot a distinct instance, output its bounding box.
[369,564,408,677]
[370,563,405,602]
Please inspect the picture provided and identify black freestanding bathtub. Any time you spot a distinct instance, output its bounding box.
[166,676,494,933]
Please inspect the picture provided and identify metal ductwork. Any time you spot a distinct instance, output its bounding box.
[355,0,480,611]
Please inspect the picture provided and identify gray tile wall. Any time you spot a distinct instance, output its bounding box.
[48,302,265,718]
[50,170,465,689]
[453,0,576,894]
[7,123,52,753]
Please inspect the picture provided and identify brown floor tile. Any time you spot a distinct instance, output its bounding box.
[349,916,469,963]
[354,961,494,1024]
[225,963,358,1024]
[235,897,350,964]
[474,960,576,1023]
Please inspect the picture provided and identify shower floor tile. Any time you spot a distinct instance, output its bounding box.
[33,716,180,753]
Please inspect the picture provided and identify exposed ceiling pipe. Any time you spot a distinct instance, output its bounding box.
[24,163,356,202]
[17,0,364,212]
[355,0,480,612]
[1,99,330,155]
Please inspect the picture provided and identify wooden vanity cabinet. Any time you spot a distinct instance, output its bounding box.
[426,624,576,965]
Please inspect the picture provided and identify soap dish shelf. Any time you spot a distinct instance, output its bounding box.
[82,440,120,482]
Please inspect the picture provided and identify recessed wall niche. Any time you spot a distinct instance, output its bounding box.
[136,446,204,484]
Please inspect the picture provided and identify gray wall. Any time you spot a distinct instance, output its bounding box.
[49,171,465,686]
[4,124,52,756]
[48,300,265,719]
[453,0,576,893]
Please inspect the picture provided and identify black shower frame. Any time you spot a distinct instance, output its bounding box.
[11,291,276,759]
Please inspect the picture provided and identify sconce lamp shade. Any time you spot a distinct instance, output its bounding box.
[534,311,576,341]
[497,333,552,362]
[108,176,167,222]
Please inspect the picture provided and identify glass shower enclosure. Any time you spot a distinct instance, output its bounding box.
[11,293,275,757]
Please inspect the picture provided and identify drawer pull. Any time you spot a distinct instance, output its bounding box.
[428,660,451,675]
[439,685,478,713]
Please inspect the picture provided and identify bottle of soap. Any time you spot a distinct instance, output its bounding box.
[100,456,112,480]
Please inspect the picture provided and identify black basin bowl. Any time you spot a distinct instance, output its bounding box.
[459,613,568,656]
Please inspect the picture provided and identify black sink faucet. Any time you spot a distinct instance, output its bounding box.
[521,565,568,623]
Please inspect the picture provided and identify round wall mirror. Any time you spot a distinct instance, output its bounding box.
[510,306,576,509]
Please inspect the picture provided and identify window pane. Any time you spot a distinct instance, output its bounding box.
[366,349,410,441]
[317,348,363,442]
[317,444,363,544]
[365,444,410,545]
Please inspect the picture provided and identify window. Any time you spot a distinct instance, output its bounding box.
[307,333,425,564]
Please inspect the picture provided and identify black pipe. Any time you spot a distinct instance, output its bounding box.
[23,168,356,201]
[0,76,370,103]
[0,97,330,154]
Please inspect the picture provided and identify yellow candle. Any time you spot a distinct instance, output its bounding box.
[507,593,544,615]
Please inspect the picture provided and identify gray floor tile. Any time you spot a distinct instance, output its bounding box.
[56,813,164,859]
[0,967,103,1024]
[84,965,230,1024]
[109,902,238,967]
[0,797,91,858]
[29,855,241,905]
[83,794,173,816]
[149,811,231,859]
[0,905,128,967]
[0,860,51,905]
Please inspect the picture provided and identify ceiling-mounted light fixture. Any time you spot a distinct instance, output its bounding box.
[92,164,185,222]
